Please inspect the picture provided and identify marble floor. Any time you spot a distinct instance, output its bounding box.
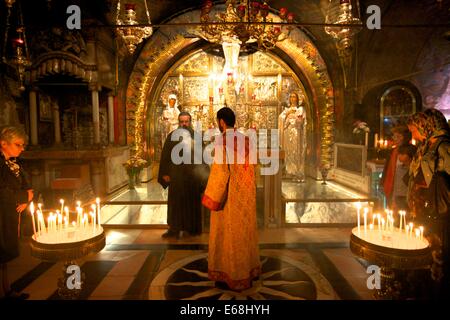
[5,227,376,300]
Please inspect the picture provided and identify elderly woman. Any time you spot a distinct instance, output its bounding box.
[407,109,450,298]
[0,126,33,299]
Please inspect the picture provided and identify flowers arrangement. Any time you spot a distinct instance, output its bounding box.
[353,120,370,134]
[123,156,148,174]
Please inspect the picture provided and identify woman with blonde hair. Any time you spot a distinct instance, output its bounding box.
[0,126,33,299]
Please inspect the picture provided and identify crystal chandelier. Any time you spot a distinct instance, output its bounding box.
[324,0,362,57]
[2,0,31,91]
[199,0,294,51]
[116,1,153,54]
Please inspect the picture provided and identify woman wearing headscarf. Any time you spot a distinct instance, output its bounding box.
[0,126,33,299]
[407,109,450,298]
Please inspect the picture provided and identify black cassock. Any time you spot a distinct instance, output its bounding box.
[158,127,210,235]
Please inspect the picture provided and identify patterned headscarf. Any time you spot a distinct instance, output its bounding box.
[408,109,450,177]
[407,112,427,177]
[424,108,450,139]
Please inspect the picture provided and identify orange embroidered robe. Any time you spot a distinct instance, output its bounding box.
[202,131,261,290]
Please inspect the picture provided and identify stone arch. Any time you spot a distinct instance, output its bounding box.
[126,9,335,172]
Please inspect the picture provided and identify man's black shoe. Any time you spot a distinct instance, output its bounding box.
[161,230,177,238]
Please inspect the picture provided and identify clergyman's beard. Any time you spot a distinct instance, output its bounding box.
[218,122,225,133]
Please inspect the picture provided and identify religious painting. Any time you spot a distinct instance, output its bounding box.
[252,51,284,73]
[251,76,278,103]
[183,76,209,104]
[175,51,209,73]
[39,93,53,121]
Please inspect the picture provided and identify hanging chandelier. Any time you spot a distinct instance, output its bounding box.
[116,1,153,54]
[199,0,294,51]
[2,0,31,91]
[324,0,362,56]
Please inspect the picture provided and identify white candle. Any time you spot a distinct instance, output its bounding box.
[363,208,368,234]
[47,216,51,233]
[64,206,69,224]
[374,133,378,148]
[369,223,374,230]
[29,202,37,240]
[91,204,97,224]
[96,197,102,226]
[419,226,424,241]
[409,223,414,237]
[355,203,361,234]
[406,225,410,237]
[77,207,82,228]
[58,213,62,231]
[399,211,403,231]
[59,199,64,216]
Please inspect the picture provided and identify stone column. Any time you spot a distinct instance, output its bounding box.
[107,93,115,145]
[53,99,62,145]
[29,88,39,146]
[90,83,101,145]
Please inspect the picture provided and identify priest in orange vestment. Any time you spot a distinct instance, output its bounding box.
[202,107,261,291]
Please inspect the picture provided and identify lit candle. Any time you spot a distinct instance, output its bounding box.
[381,218,385,231]
[415,228,420,239]
[369,223,374,230]
[374,133,378,148]
[91,204,97,224]
[377,214,381,230]
[77,207,82,228]
[29,202,37,240]
[96,197,102,226]
[60,199,64,216]
[363,208,368,234]
[64,216,68,229]
[409,223,414,237]
[355,203,361,234]
[64,206,69,223]
[406,225,410,237]
[399,211,404,231]
[58,213,62,231]
[411,138,416,146]
[419,226,424,241]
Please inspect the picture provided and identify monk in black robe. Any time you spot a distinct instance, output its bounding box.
[158,112,209,238]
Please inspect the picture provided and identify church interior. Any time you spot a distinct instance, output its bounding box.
[0,0,449,302]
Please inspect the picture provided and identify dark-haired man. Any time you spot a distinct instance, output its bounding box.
[202,107,260,291]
